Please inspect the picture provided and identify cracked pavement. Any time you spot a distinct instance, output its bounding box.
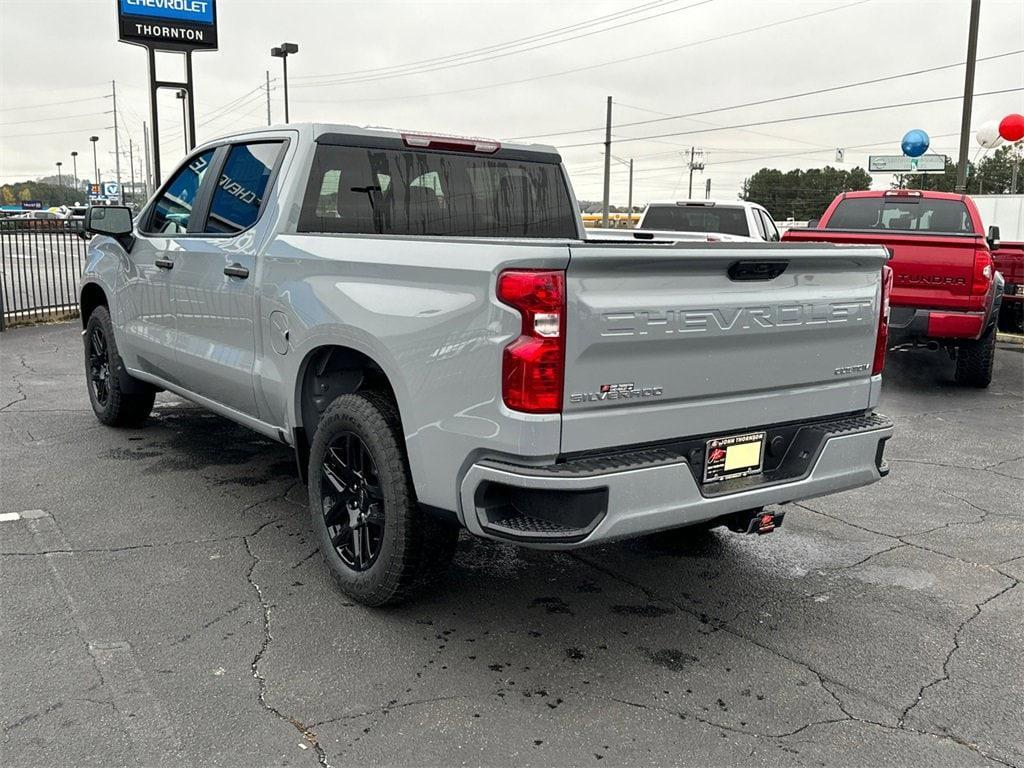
[1,322,1021,767]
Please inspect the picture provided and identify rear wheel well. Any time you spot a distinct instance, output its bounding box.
[80,283,108,328]
[297,346,399,447]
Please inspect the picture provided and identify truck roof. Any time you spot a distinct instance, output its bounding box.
[643,199,755,207]
[837,189,969,202]
[205,122,562,161]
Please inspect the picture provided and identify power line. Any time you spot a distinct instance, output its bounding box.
[292,0,714,88]
[0,95,109,114]
[292,0,871,105]
[0,110,112,128]
[509,49,1023,141]
[0,126,111,139]
[557,87,1024,149]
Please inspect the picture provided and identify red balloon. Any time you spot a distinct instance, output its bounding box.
[999,113,1024,142]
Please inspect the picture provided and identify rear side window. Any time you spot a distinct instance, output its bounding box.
[825,197,975,233]
[298,145,576,238]
[641,205,749,236]
[206,142,283,234]
[147,150,215,234]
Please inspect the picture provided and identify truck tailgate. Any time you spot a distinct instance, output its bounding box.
[561,242,887,454]
[783,228,984,311]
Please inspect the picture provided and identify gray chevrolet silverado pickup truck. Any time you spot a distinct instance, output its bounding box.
[79,123,894,605]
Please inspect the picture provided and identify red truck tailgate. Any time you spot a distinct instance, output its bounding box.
[783,228,985,311]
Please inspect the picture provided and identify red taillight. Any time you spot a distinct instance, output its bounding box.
[873,265,893,375]
[972,249,994,295]
[497,269,565,413]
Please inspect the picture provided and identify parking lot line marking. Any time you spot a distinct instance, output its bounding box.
[0,512,21,522]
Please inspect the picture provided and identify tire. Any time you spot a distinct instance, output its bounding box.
[954,325,997,388]
[84,305,155,427]
[307,392,458,606]
[998,301,1023,334]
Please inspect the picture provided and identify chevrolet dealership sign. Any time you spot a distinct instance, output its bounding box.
[118,0,218,50]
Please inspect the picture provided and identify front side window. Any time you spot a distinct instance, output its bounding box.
[147,150,215,234]
[297,144,576,238]
[206,142,283,234]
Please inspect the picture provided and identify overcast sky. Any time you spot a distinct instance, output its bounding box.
[1,0,1022,204]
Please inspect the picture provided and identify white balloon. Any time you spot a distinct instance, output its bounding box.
[977,119,1005,149]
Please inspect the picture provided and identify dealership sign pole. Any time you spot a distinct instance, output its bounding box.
[116,0,218,187]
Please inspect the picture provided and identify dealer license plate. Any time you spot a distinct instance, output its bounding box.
[703,431,766,483]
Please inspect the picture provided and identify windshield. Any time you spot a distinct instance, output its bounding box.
[640,205,749,236]
[825,197,975,234]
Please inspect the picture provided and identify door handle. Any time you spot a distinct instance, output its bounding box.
[224,263,249,279]
[154,258,174,270]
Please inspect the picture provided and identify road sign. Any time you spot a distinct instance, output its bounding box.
[117,0,218,51]
[868,155,947,173]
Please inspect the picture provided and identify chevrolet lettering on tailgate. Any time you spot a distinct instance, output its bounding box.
[600,301,874,337]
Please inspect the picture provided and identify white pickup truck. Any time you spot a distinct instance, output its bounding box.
[80,124,894,605]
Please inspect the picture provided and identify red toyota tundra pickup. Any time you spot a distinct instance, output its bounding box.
[783,190,1003,387]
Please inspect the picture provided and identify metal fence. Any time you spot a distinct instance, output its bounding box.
[0,219,87,331]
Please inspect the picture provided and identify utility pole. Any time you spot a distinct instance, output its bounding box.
[955,0,981,192]
[112,80,122,204]
[128,138,136,205]
[627,158,633,223]
[143,121,153,198]
[266,70,272,125]
[687,146,705,198]
[705,178,712,200]
[601,96,612,228]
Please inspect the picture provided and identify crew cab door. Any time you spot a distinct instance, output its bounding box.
[123,149,216,383]
[168,140,287,417]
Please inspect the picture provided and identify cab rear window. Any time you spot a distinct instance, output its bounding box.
[641,205,749,236]
[826,197,975,234]
[298,144,576,238]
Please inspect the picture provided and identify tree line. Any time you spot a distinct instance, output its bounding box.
[741,145,1022,220]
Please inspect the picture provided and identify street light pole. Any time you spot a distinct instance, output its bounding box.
[90,136,100,189]
[56,162,63,190]
[270,43,298,123]
[175,89,189,152]
[955,0,982,193]
[70,151,79,196]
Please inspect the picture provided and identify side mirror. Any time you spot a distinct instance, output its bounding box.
[85,205,134,250]
[806,218,820,229]
[987,224,1000,250]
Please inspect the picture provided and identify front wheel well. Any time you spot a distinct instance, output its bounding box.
[296,345,400,447]
[79,283,108,328]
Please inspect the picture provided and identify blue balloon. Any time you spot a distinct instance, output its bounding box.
[901,129,930,158]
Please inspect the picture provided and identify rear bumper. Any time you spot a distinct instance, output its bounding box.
[889,306,986,340]
[459,413,893,549]
[1003,283,1023,303]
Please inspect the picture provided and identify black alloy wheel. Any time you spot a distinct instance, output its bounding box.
[320,432,385,571]
[88,326,111,406]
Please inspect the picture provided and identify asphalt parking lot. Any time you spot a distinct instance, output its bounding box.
[1,322,1021,768]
